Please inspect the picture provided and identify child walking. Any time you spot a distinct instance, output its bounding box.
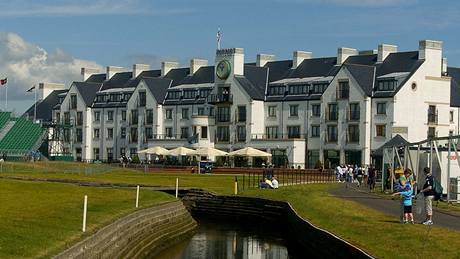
[392,183,414,224]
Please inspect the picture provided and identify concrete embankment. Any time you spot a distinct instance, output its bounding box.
[182,189,373,259]
[54,201,196,259]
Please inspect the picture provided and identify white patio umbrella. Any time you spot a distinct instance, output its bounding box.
[228,147,272,157]
[138,146,170,156]
[168,147,196,156]
[194,147,228,157]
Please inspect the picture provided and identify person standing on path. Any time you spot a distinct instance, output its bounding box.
[363,165,369,187]
[368,165,376,191]
[356,165,363,187]
[420,167,435,225]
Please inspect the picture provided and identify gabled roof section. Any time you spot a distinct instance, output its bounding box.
[264,60,292,82]
[142,77,173,103]
[344,63,375,96]
[23,89,68,121]
[100,72,132,91]
[85,73,106,83]
[124,69,162,88]
[287,57,338,78]
[178,66,214,85]
[73,82,102,106]
[164,67,190,86]
[234,65,269,101]
[448,67,460,107]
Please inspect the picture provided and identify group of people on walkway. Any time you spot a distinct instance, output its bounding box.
[335,164,377,190]
[391,167,436,225]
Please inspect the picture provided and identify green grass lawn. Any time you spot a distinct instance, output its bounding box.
[0,161,237,194]
[2,161,460,258]
[0,179,174,259]
[241,184,460,259]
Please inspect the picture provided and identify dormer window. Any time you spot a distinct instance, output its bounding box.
[167,91,181,100]
[377,80,397,91]
[268,85,285,96]
[95,95,105,103]
[288,84,307,95]
[311,83,328,94]
[183,90,196,99]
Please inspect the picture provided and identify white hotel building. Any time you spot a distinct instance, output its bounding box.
[24,40,460,168]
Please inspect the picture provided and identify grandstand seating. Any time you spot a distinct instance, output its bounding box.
[0,114,44,154]
[0,112,11,130]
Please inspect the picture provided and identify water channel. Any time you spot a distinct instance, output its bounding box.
[155,219,302,259]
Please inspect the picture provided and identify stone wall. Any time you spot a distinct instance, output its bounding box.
[182,189,373,259]
[54,201,197,259]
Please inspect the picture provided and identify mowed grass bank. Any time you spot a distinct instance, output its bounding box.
[0,179,174,259]
[0,161,237,194]
[242,185,460,259]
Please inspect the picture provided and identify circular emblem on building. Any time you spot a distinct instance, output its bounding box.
[216,60,231,80]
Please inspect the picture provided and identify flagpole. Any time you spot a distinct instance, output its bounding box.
[5,82,7,111]
[34,85,37,122]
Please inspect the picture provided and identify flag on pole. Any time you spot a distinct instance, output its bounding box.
[216,28,222,50]
[0,78,7,86]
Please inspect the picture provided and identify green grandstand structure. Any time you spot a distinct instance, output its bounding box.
[0,112,45,157]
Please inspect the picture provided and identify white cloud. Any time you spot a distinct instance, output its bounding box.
[0,0,193,17]
[0,32,102,106]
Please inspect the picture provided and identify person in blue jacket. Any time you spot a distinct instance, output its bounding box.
[392,183,414,224]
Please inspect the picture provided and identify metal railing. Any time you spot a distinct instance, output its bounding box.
[207,94,233,104]
[251,133,307,140]
[241,169,335,190]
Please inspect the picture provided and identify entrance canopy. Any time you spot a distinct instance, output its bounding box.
[138,146,170,156]
[228,147,272,157]
[168,147,196,156]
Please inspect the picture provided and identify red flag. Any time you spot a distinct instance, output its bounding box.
[0,78,7,85]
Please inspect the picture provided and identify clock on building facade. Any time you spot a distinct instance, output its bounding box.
[216,60,231,80]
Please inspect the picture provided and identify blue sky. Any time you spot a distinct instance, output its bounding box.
[0,0,459,112]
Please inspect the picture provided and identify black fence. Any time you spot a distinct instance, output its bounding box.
[239,169,335,190]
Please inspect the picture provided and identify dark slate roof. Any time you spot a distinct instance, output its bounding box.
[143,77,173,103]
[178,66,214,85]
[373,134,409,156]
[344,64,375,96]
[234,65,269,101]
[164,67,190,86]
[23,89,68,121]
[74,82,102,106]
[124,69,161,88]
[448,67,460,107]
[85,73,106,83]
[375,51,422,77]
[264,60,292,82]
[100,72,132,91]
[287,57,339,78]
[344,54,377,66]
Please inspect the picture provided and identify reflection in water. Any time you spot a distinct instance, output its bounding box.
[155,219,294,259]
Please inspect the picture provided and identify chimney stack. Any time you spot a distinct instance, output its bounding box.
[293,51,312,69]
[256,54,275,67]
[81,68,99,81]
[190,59,208,75]
[106,66,124,80]
[132,64,150,78]
[442,58,448,76]
[377,44,398,62]
[38,82,66,101]
[337,47,358,65]
[161,61,179,77]
[419,40,443,77]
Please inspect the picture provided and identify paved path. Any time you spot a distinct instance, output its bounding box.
[329,183,460,231]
